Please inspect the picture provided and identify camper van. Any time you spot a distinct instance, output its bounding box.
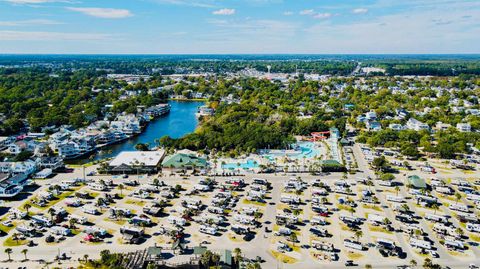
[199,225,217,235]
[82,206,99,215]
[466,223,480,233]
[167,216,187,226]
[234,214,255,225]
[386,195,405,203]
[31,215,53,227]
[280,195,300,204]
[51,226,71,236]
[344,239,363,250]
[449,203,469,213]
[368,214,387,225]
[65,198,82,207]
[16,225,36,236]
[410,238,432,250]
[425,213,449,224]
[67,214,88,224]
[84,226,108,237]
[252,178,268,185]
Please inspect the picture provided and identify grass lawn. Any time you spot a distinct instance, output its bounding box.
[368,224,393,234]
[242,199,266,206]
[125,199,146,207]
[104,218,127,225]
[346,251,364,260]
[270,250,298,264]
[362,204,382,211]
[470,233,480,242]
[3,236,28,247]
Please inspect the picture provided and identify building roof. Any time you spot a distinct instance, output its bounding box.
[408,175,427,189]
[162,153,207,169]
[109,151,165,167]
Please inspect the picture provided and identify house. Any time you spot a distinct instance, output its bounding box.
[435,122,452,131]
[0,173,24,198]
[108,151,166,174]
[388,123,404,131]
[366,121,382,131]
[456,123,471,132]
[8,140,36,155]
[162,153,207,172]
[36,156,64,171]
[0,136,16,151]
[406,118,429,131]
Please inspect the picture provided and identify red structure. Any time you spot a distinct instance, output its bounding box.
[310,131,330,141]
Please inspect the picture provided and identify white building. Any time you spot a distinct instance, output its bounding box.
[456,123,471,132]
[406,118,429,131]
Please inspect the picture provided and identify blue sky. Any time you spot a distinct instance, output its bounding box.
[0,0,479,54]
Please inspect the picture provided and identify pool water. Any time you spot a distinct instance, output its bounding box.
[222,159,259,169]
[262,141,321,160]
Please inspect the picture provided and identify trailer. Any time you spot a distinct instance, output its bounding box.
[199,225,217,235]
[410,238,432,250]
[425,213,449,224]
[449,203,469,213]
[82,206,99,215]
[467,193,480,202]
[50,226,71,236]
[312,240,334,252]
[31,215,53,227]
[368,213,387,225]
[167,216,187,226]
[67,214,88,224]
[386,195,405,203]
[344,239,363,250]
[467,223,480,233]
[84,226,108,237]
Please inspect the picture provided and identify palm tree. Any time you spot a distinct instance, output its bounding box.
[365,264,373,269]
[289,233,298,246]
[23,203,31,215]
[410,259,418,268]
[69,218,77,229]
[4,248,12,261]
[21,249,28,261]
[354,230,363,242]
[48,207,56,221]
[233,248,243,264]
[395,186,400,196]
[431,203,439,214]
[200,250,212,267]
[211,253,220,269]
[153,178,160,190]
[455,192,462,205]
[118,184,125,196]
[83,254,89,263]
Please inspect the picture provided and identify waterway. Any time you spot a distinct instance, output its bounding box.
[72,100,204,164]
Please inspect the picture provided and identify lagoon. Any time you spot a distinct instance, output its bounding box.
[74,100,203,163]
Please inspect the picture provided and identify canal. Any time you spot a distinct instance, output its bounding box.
[72,100,204,164]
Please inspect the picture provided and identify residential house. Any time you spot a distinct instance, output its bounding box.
[406,118,429,131]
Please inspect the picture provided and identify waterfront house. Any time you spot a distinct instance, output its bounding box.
[0,173,25,198]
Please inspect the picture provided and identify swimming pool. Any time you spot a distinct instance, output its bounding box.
[222,159,259,170]
[262,142,321,160]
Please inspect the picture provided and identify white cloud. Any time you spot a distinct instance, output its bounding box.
[299,9,315,15]
[66,7,133,19]
[283,11,293,16]
[313,13,332,19]
[352,8,368,14]
[152,0,217,8]
[212,8,235,15]
[0,30,112,41]
[0,19,63,26]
